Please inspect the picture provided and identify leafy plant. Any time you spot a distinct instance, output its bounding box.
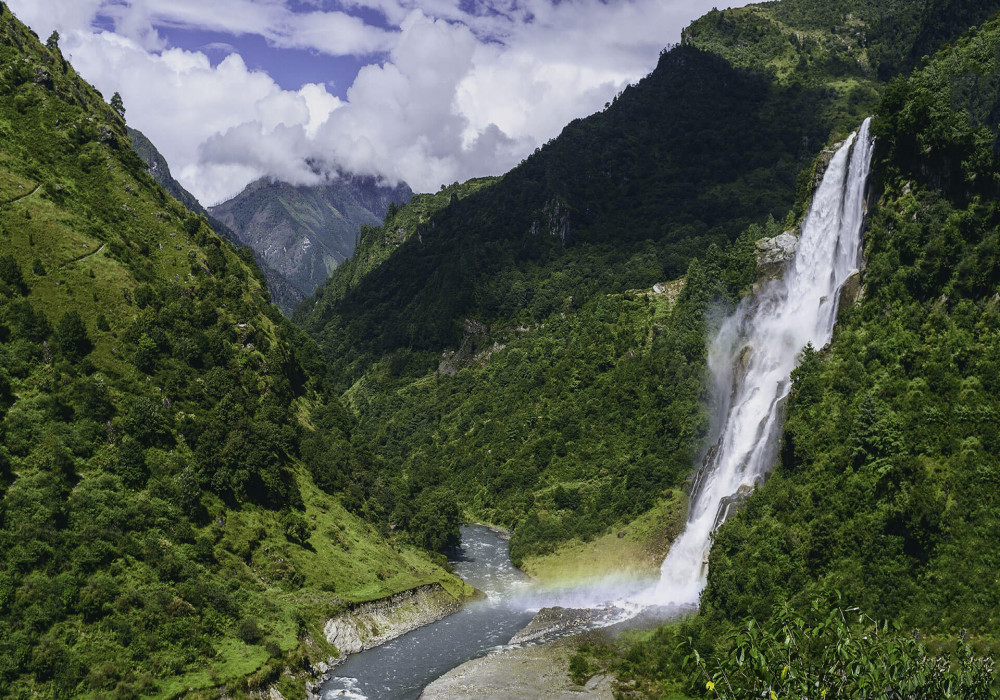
[687,603,997,699]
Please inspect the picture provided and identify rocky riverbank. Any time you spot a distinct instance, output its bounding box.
[419,636,613,700]
[296,582,478,698]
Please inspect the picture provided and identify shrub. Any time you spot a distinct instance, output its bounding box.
[54,310,93,361]
[687,603,998,699]
[237,617,263,645]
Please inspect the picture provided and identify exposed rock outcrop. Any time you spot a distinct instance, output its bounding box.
[813,142,843,189]
[438,318,501,375]
[755,231,798,280]
[530,197,571,244]
[837,269,864,320]
[322,584,463,656]
[509,607,611,646]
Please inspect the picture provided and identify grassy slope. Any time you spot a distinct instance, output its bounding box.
[0,11,463,699]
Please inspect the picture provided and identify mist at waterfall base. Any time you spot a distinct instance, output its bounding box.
[320,527,655,700]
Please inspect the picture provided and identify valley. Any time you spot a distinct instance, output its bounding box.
[2,0,1000,698]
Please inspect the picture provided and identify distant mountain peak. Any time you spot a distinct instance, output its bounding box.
[210,175,412,299]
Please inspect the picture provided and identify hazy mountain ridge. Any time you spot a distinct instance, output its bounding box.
[210,174,412,301]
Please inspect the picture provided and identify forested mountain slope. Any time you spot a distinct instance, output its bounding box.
[299,0,1000,385]
[299,46,855,378]
[294,0,1000,575]
[0,9,461,698]
[127,127,306,314]
[608,13,1000,698]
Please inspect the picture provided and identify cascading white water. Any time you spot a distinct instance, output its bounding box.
[639,118,875,608]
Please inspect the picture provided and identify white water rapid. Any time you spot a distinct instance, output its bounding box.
[638,118,875,608]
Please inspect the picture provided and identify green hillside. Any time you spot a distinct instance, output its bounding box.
[126,128,305,314]
[0,10,462,699]
[297,46,862,380]
[298,176,499,316]
[704,6,1000,642]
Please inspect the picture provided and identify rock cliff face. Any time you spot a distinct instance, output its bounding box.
[322,584,463,655]
[837,268,864,320]
[755,231,799,280]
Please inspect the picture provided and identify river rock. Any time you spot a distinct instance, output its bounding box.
[323,584,463,655]
[755,231,798,279]
[420,637,613,700]
[509,607,609,646]
[837,269,863,318]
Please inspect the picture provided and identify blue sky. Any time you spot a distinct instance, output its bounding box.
[10,0,744,203]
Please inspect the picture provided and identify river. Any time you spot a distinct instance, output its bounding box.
[320,525,537,700]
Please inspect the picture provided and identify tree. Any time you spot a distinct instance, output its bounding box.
[410,488,462,552]
[54,310,92,361]
[46,31,59,51]
[0,254,26,295]
[110,92,125,120]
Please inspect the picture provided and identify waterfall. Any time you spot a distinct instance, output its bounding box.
[640,118,875,608]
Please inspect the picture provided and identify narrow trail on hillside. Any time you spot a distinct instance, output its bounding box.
[0,183,41,206]
[62,243,106,268]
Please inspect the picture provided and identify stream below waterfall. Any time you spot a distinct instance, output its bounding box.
[320,525,536,700]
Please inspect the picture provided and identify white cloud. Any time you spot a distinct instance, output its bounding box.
[7,0,744,200]
[52,29,343,203]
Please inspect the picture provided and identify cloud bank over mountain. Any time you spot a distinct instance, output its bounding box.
[10,0,740,201]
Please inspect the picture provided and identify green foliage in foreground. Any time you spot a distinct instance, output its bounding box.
[692,607,996,699]
[610,603,998,699]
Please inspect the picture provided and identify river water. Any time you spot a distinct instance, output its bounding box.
[320,525,536,700]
